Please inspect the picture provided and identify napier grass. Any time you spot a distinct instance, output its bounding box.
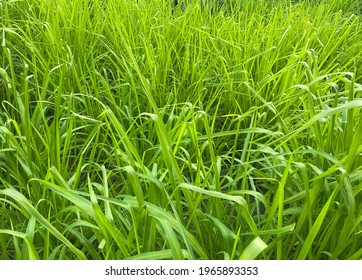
[0,0,362,260]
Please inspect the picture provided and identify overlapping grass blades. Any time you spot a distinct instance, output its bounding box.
[1,0,362,259]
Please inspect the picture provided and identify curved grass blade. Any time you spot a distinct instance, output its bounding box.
[179,183,259,236]
[157,219,185,260]
[239,237,268,260]
[0,229,40,260]
[0,189,86,259]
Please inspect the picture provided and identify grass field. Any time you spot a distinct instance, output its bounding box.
[0,0,362,260]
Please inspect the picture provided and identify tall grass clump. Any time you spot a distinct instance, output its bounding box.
[0,0,362,259]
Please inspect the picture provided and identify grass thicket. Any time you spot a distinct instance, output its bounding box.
[0,0,362,260]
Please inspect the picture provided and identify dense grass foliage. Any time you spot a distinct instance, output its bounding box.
[1,0,362,260]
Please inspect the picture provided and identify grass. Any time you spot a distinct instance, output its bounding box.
[0,0,362,260]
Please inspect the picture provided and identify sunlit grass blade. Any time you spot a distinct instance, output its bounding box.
[239,237,268,260]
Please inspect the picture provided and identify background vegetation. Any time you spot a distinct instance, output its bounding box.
[0,0,362,259]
